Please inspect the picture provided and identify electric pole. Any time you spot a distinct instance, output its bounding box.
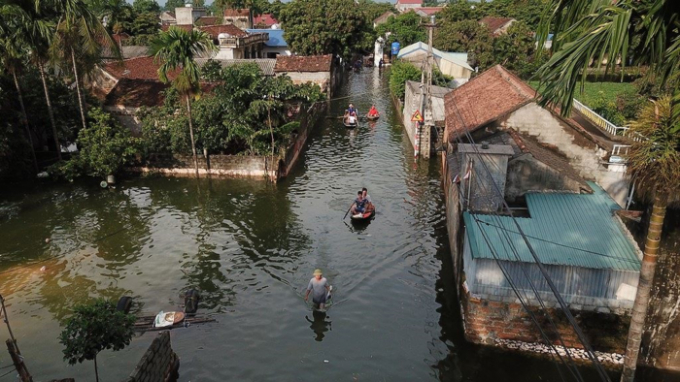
[416,15,436,159]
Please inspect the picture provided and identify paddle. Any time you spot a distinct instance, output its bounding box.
[343,202,354,220]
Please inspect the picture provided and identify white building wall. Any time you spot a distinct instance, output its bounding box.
[278,72,331,95]
[503,103,630,206]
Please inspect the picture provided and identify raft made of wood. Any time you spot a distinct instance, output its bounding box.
[134,314,216,332]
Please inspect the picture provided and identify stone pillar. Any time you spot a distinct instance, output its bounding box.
[374,37,384,67]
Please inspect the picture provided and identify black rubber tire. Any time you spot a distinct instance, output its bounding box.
[184,289,200,314]
[116,296,133,314]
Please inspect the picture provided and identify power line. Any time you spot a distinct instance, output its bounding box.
[446,86,613,382]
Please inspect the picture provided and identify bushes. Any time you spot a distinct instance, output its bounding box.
[51,108,139,180]
[389,61,422,101]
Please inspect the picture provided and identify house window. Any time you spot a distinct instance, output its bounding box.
[266,52,278,59]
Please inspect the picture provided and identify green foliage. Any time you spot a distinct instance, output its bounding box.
[201,59,223,82]
[627,96,680,198]
[164,0,186,11]
[375,12,426,47]
[131,12,160,37]
[434,19,494,70]
[60,299,135,380]
[440,0,547,30]
[389,60,422,101]
[132,0,161,15]
[140,64,325,157]
[53,108,138,180]
[491,21,538,78]
[279,0,367,59]
[151,27,216,94]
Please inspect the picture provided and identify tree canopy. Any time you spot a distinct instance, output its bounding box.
[375,12,426,47]
[279,0,367,59]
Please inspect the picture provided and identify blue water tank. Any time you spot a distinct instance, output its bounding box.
[391,42,400,56]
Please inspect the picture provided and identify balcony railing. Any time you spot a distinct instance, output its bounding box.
[572,98,644,143]
[219,33,269,48]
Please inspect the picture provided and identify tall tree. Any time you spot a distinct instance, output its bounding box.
[0,7,38,172]
[535,1,679,381]
[151,26,215,176]
[434,19,494,70]
[51,0,119,131]
[279,0,366,59]
[375,11,426,47]
[8,0,63,159]
[164,0,186,12]
[132,0,161,15]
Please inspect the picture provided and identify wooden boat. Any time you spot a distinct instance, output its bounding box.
[366,113,380,121]
[350,208,375,222]
[344,117,358,128]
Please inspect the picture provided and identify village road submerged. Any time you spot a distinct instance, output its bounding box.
[1,69,623,381]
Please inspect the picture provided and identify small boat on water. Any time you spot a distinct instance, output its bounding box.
[366,113,380,121]
[350,208,375,222]
[344,115,358,128]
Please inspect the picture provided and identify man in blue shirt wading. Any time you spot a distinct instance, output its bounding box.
[305,269,331,310]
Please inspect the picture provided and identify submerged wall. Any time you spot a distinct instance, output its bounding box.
[136,103,324,181]
[123,331,179,382]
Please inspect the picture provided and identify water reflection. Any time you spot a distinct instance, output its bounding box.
[305,310,332,342]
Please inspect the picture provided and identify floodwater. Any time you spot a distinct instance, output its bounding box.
[0,69,670,382]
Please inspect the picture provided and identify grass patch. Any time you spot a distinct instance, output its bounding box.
[528,81,636,109]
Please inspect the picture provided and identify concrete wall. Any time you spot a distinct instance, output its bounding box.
[280,72,332,98]
[139,154,276,179]
[505,154,584,202]
[442,151,465,299]
[437,57,472,80]
[402,81,420,147]
[503,103,630,206]
[137,102,323,181]
[175,7,206,25]
[123,331,179,382]
[458,144,513,213]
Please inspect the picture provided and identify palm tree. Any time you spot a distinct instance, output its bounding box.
[2,0,61,160]
[51,0,119,131]
[0,32,39,173]
[151,26,215,177]
[535,1,679,381]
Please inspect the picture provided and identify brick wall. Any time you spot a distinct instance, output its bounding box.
[462,292,630,353]
[123,331,179,382]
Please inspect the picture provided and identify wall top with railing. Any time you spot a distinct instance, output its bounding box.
[572,99,644,143]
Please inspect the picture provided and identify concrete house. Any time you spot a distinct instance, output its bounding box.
[274,55,338,98]
[440,64,640,349]
[402,80,452,157]
[253,14,279,29]
[397,42,473,85]
[479,16,516,36]
[395,0,422,13]
[175,4,207,25]
[223,8,252,29]
[159,11,176,25]
[202,25,269,59]
[373,10,396,28]
[246,29,291,58]
[443,65,630,205]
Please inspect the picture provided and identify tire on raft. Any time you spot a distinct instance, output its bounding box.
[116,296,133,314]
[184,289,201,315]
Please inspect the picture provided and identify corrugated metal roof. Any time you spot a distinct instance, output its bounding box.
[195,58,277,76]
[397,42,473,71]
[464,182,641,271]
[246,28,288,47]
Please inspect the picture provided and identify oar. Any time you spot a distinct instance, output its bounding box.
[343,202,354,220]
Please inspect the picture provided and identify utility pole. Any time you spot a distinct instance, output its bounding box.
[416,15,436,159]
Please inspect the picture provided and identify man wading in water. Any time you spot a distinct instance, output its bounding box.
[305,269,331,310]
